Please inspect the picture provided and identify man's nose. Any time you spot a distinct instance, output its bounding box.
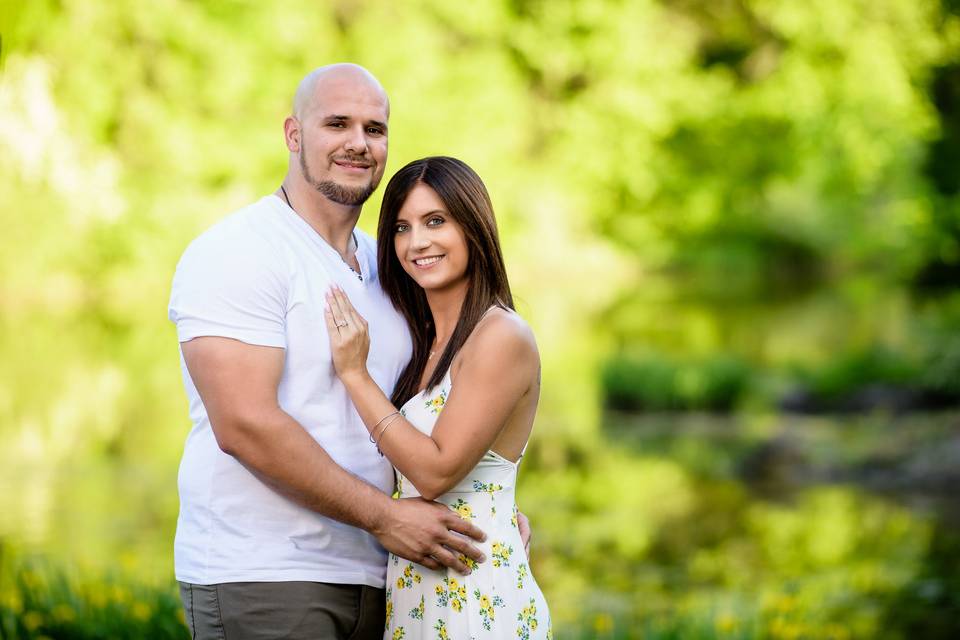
[343,126,368,153]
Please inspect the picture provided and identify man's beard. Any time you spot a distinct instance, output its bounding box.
[300,146,378,207]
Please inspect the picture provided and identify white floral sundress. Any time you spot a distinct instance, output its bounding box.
[385,368,552,640]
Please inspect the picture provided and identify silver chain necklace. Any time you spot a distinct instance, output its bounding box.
[280,185,363,281]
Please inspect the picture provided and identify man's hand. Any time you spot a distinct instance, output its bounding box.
[373,498,487,574]
[517,510,532,559]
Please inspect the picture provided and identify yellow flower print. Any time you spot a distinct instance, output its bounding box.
[396,563,422,589]
[473,480,503,515]
[516,562,528,589]
[424,389,447,414]
[451,498,474,521]
[457,553,478,571]
[392,627,406,640]
[384,589,394,629]
[433,619,450,640]
[409,595,424,620]
[435,577,467,611]
[516,598,540,640]
[473,588,505,630]
[491,541,514,568]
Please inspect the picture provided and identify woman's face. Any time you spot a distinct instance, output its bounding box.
[393,183,469,294]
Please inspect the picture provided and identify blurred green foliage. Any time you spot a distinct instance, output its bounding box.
[602,352,752,412]
[2,0,960,637]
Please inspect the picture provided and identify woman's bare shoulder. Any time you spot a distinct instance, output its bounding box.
[463,307,539,365]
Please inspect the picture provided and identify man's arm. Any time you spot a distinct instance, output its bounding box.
[181,336,486,573]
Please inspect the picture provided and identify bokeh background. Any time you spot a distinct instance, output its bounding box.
[2,1,959,638]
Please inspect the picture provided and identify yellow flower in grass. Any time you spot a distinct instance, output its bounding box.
[2,592,23,614]
[715,612,737,633]
[823,623,850,640]
[592,612,613,635]
[132,602,151,621]
[22,611,43,631]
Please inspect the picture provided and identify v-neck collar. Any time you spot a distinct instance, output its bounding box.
[272,194,368,284]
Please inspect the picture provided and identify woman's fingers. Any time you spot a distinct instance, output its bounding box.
[333,286,360,324]
[323,304,342,338]
[332,285,368,332]
[325,290,348,330]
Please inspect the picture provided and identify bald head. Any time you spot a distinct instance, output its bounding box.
[293,64,389,121]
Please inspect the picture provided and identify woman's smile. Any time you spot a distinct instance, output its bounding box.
[413,255,445,268]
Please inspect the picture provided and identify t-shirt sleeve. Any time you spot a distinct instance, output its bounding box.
[168,224,288,348]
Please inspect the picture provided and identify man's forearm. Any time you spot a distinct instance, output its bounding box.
[218,407,391,534]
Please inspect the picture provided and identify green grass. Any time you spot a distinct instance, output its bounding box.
[0,551,187,640]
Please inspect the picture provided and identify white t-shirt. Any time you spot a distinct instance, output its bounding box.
[168,195,411,587]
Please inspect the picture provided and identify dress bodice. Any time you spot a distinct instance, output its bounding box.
[395,369,521,503]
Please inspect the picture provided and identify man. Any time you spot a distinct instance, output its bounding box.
[168,64,510,639]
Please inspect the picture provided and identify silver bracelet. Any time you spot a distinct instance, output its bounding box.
[374,414,402,455]
[369,411,400,444]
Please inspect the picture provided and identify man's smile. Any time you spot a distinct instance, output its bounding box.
[333,157,372,172]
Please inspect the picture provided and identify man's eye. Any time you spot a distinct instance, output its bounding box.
[367,127,384,135]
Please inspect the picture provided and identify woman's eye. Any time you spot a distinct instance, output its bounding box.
[427,217,444,226]
[395,223,409,233]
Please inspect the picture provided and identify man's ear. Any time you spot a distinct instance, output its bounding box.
[283,117,300,152]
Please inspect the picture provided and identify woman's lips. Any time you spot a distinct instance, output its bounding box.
[413,255,444,269]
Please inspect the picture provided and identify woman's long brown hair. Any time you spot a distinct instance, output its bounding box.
[377,156,514,407]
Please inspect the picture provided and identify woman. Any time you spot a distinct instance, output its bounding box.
[324,156,551,639]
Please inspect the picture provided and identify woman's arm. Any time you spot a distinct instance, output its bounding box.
[325,286,538,500]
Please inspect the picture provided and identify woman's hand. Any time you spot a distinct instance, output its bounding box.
[324,285,371,384]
